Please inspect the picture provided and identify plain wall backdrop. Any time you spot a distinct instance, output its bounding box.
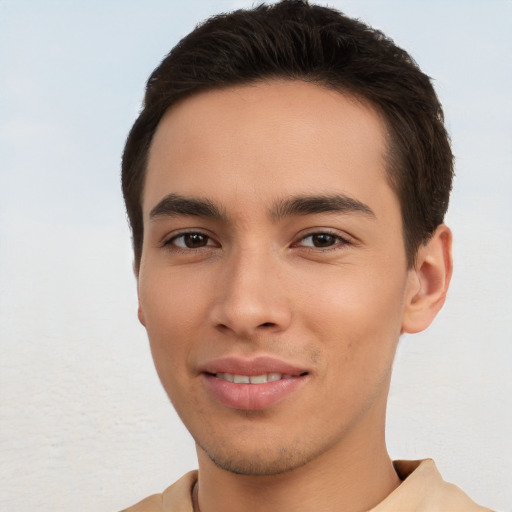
[1,1,511,511]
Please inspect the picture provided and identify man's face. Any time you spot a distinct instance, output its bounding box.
[137,81,417,475]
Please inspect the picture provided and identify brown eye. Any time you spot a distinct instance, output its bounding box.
[311,234,336,247]
[170,233,212,249]
[297,232,350,249]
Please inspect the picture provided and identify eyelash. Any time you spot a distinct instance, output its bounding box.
[163,230,352,252]
[163,231,217,250]
[294,231,352,251]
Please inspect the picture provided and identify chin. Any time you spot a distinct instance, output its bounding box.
[196,436,322,476]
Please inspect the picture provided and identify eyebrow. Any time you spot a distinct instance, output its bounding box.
[269,194,375,220]
[148,192,375,222]
[149,193,226,221]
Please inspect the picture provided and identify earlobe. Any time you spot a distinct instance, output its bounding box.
[402,224,453,334]
[138,301,147,327]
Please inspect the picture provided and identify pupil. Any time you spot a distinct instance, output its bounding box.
[313,234,334,247]
[185,233,206,248]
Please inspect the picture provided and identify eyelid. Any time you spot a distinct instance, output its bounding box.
[161,229,219,248]
[159,227,354,250]
[293,228,354,249]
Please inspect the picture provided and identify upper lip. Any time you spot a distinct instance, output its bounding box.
[200,356,309,376]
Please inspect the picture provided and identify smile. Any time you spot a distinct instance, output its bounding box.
[214,372,298,384]
[200,356,310,410]
[203,371,308,410]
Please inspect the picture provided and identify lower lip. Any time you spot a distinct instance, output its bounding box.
[202,374,307,410]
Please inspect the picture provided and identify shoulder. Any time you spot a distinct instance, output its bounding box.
[120,493,163,512]
[119,471,198,512]
[370,459,494,512]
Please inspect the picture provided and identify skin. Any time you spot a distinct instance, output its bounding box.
[137,80,452,512]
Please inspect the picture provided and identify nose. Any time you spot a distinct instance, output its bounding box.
[209,248,292,338]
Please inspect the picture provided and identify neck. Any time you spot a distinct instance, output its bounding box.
[194,410,400,512]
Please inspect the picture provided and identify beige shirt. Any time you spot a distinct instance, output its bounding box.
[121,459,492,512]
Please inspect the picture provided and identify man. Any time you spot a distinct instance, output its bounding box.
[120,1,492,510]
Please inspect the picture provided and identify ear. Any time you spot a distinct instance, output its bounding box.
[135,272,147,329]
[402,224,453,334]
[133,259,147,327]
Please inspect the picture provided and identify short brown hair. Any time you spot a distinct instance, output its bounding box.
[122,0,453,268]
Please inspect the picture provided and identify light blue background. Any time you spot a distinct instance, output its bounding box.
[1,2,511,511]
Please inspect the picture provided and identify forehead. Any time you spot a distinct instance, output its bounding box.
[144,80,393,219]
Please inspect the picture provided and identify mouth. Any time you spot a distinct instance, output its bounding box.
[200,357,310,410]
[210,372,308,384]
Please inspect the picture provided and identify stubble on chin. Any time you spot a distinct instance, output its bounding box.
[195,431,329,477]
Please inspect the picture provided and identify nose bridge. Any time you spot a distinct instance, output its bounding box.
[210,243,290,336]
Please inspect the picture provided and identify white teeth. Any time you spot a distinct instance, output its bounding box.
[216,373,285,383]
[249,374,268,384]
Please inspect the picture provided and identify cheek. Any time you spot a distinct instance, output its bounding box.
[138,272,207,384]
[140,268,206,329]
[302,264,407,364]
[301,270,405,418]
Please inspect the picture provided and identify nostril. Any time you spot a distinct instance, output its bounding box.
[259,322,275,328]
